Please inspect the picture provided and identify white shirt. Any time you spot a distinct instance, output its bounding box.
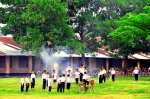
[111,70,116,75]
[83,74,89,80]
[79,68,84,74]
[66,67,72,73]
[133,69,139,74]
[66,77,71,83]
[102,69,106,74]
[48,78,52,87]
[57,77,61,84]
[148,67,150,70]
[31,74,36,81]
[60,76,66,82]
[75,71,80,78]
[20,78,24,84]
[42,73,47,80]
[52,73,57,79]
[98,71,103,77]
[25,77,30,83]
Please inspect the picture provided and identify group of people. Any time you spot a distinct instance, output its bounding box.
[20,64,144,93]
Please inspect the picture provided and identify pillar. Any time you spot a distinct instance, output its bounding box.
[70,57,73,70]
[106,58,109,72]
[28,56,33,73]
[137,60,140,69]
[122,59,125,69]
[5,56,10,74]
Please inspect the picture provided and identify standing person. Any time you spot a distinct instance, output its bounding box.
[98,68,103,84]
[82,72,90,91]
[25,75,30,93]
[52,70,57,86]
[60,74,66,93]
[133,67,139,81]
[79,64,84,82]
[48,76,52,92]
[57,75,62,92]
[46,72,49,88]
[66,65,72,77]
[111,68,116,82]
[75,69,80,84]
[66,74,71,92]
[84,67,87,73]
[102,67,106,83]
[148,67,150,75]
[20,76,24,92]
[31,71,36,89]
[42,70,47,90]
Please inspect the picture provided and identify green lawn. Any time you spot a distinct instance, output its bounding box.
[0,76,150,99]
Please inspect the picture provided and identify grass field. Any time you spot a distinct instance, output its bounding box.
[0,76,150,99]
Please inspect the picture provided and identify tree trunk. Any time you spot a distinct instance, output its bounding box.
[81,53,85,65]
[123,55,128,70]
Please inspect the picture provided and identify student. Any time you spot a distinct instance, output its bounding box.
[25,75,30,93]
[133,67,139,81]
[48,76,52,92]
[75,69,80,84]
[79,64,84,82]
[31,71,36,89]
[83,72,89,85]
[102,67,106,83]
[98,68,103,84]
[66,65,72,75]
[84,67,87,73]
[46,72,49,88]
[111,68,116,82]
[60,74,66,92]
[57,75,62,92]
[66,74,71,92]
[42,70,47,90]
[52,70,57,86]
[20,76,24,92]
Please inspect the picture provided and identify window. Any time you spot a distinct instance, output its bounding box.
[18,56,28,68]
[0,56,5,68]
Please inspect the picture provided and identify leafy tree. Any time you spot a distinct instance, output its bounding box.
[107,6,150,69]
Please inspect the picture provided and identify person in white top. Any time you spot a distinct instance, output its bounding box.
[133,67,139,81]
[60,74,66,92]
[42,70,47,90]
[25,75,30,93]
[75,69,80,84]
[20,76,24,92]
[66,74,71,92]
[148,67,150,74]
[57,75,62,92]
[83,72,90,85]
[111,68,116,82]
[84,67,87,73]
[102,67,107,83]
[98,68,103,84]
[31,71,36,89]
[66,65,72,75]
[52,70,57,86]
[48,75,52,92]
[79,64,84,82]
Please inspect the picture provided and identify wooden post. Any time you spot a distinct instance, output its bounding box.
[137,60,140,69]
[106,58,109,72]
[122,59,125,69]
[89,58,92,69]
[5,56,10,74]
[28,56,32,73]
[70,57,73,70]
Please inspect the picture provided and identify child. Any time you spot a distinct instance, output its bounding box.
[83,72,89,85]
[79,64,84,82]
[42,70,47,90]
[98,68,103,84]
[48,76,52,92]
[57,75,62,92]
[75,69,80,84]
[46,72,49,88]
[52,70,57,86]
[133,67,139,81]
[25,75,30,93]
[66,74,71,92]
[102,67,106,83]
[31,71,36,89]
[60,74,66,92]
[111,68,116,82]
[20,76,24,92]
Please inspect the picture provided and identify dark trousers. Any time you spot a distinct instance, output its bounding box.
[80,73,83,82]
[75,78,79,84]
[48,86,52,92]
[99,75,103,83]
[66,83,71,89]
[83,79,89,85]
[20,84,24,92]
[103,74,106,82]
[31,78,35,89]
[60,82,65,92]
[26,83,29,92]
[47,80,48,87]
[112,74,115,82]
[135,74,138,81]
[43,79,46,90]
[57,83,61,92]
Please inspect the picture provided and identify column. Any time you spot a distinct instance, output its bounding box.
[106,58,109,72]
[70,57,73,70]
[137,60,140,69]
[5,56,10,74]
[122,59,125,69]
[28,56,33,73]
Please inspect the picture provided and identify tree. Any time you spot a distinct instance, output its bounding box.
[107,6,150,69]
[0,0,80,54]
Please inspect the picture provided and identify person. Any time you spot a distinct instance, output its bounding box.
[42,70,47,90]
[83,72,90,85]
[52,70,57,86]
[111,68,116,82]
[84,67,87,73]
[48,75,52,92]
[148,67,150,75]
[20,76,24,92]
[60,74,66,92]
[46,72,49,88]
[66,66,72,77]
[98,68,103,84]
[79,64,84,82]
[133,67,139,81]
[102,67,106,83]
[31,71,36,89]
[66,74,71,92]
[57,75,62,92]
[25,75,30,93]
[75,69,80,84]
